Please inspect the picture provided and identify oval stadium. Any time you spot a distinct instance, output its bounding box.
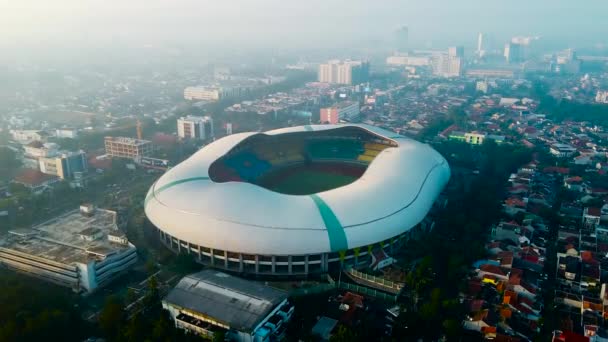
[144,124,450,276]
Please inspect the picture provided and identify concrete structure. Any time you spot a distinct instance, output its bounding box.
[504,43,522,63]
[0,205,137,293]
[145,124,450,276]
[476,33,485,57]
[386,55,430,67]
[318,60,370,85]
[319,101,360,124]
[163,270,293,341]
[104,136,152,159]
[549,143,577,158]
[596,91,608,104]
[184,86,221,101]
[9,130,48,144]
[177,116,214,140]
[55,128,79,139]
[12,169,61,194]
[39,151,87,180]
[476,81,489,94]
[432,52,462,78]
[448,46,464,58]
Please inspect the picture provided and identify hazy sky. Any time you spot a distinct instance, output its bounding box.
[2,0,607,52]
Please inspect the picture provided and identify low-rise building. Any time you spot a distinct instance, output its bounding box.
[0,205,137,293]
[320,101,360,124]
[12,169,61,194]
[550,144,577,158]
[163,270,293,342]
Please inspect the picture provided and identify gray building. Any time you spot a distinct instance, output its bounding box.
[162,270,294,342]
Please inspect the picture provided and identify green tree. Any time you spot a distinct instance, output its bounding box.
[99,295,125,339]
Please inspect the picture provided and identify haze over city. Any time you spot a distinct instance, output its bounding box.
[2,0,608,57]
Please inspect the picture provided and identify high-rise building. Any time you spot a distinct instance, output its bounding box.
[448,46,464,58]
[504,43,522,63]
[177,116,214,140]
[104,137,152,159]
[39,151,88,180]
[432,51,462,78]
[319,101,360,124]
[318,60,370,85]
[476,33,485,57]
[394,26,409,52]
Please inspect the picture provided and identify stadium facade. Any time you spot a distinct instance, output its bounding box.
[145,124,450,276]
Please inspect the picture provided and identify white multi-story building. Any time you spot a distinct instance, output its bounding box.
[596,91,608,104]
[10,130,49,144]
[550,143,577,158]
[386,55,430,67]
[318,60,369,85]
[55,128,79,139]
[432,53,462,77]
[0,205,137,293]
[184,86,221,101]
[177,116,214,140]
[39,151,88,180]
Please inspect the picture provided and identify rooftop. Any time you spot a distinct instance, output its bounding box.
[163,270,288,333]
[0,207,132,265]
[13,169,59,186]
[104,136,151,146]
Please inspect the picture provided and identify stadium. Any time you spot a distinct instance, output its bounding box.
[144,124,450,276]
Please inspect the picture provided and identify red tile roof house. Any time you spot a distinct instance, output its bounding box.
[564,176,584,192]
[477,264,509,282]
[504,197,528,216]
[12,169,61,194]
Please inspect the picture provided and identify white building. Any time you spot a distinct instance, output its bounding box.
[10,130,49,144]
[177,116,214,140]
[476,81,489,94]
[386,55,430,67]
[596,91,608,104]
[163,270,293,342]
[39,151,88,180]
[550,143,577,158]
[0,205,137,293]
[318,60,369,85]
[55,128,79,139]
[432,51,462,78]
[184,86,221,101]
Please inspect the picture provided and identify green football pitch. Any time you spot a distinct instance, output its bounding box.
[257,169,358,195]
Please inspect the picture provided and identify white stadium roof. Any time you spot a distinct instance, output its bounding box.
[145,124,450,255]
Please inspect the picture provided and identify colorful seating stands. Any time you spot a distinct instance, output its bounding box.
[211,138,391,183]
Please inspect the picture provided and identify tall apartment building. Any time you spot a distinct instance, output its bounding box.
[104,137,152,159]
[448,46,464,58]
[432,53,462,78]
[177,116,214,140]
[39,151,87,180]
[0,205,137,293]
[318,60,370,85]
[320,101,360,124]
[504,43,523,63]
